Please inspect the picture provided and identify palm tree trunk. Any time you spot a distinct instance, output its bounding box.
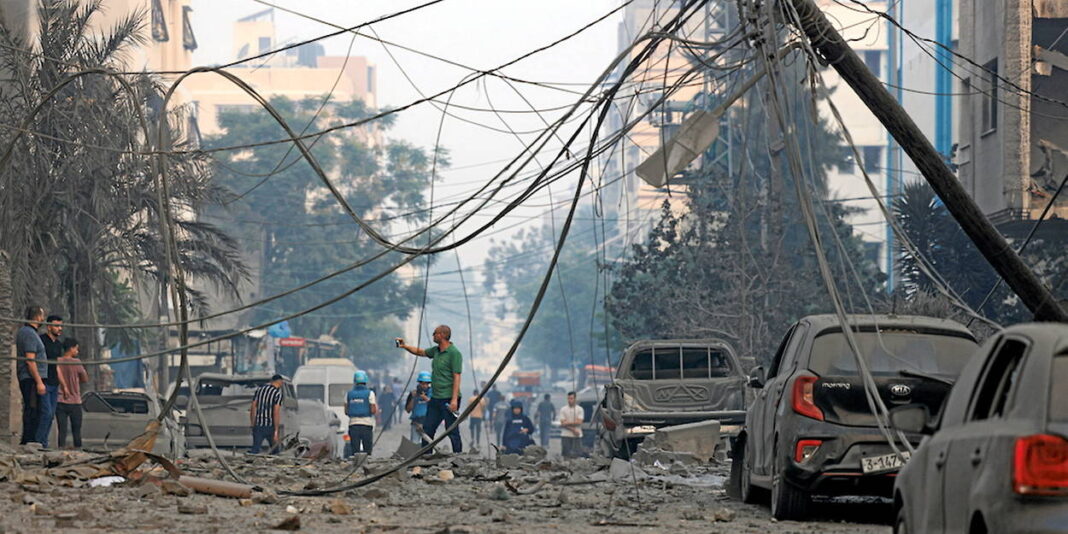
[0,252,14,444]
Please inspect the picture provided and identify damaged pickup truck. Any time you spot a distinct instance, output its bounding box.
[598,339,747,457]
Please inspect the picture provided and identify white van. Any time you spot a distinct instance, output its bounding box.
[293,359,357,456]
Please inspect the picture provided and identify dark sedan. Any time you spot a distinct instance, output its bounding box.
[892,323,1068,533]
[731,314,978,520]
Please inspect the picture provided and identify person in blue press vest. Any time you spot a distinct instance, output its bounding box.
[501,399,536,455]
[346,370,377,456]
[405,372,432,442]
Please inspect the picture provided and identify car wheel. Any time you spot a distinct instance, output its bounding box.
[732,438,765,503]
[894,504,908,534]
[770,450,809,520]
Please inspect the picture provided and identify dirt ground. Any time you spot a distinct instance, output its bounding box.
[0,422,892,533]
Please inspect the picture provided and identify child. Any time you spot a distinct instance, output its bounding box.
[55,338,88,449]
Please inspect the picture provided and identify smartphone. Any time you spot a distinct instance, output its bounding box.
[394,338,402,348]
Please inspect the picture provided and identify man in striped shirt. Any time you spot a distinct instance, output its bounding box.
[249,375,284,454]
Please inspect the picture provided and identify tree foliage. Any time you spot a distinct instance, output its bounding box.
[482,217,623,380]
[605,69,885,365]
[207,96,443,368]
[0,0,246,366]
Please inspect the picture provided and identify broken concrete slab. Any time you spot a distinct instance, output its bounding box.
[646,420,721,463]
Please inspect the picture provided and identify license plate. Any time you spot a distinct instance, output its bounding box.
[861,451,911,474]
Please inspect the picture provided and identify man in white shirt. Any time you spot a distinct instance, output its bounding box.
[558,391,585,458]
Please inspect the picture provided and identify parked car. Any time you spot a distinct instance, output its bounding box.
[599,339,746,458]
[181,373,300,450]
[296,399,343,458]
[892,323,1068,533]
[731,314,979,520]
[81,391,186,458]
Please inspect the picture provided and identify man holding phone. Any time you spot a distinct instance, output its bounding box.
[396,325,463,453]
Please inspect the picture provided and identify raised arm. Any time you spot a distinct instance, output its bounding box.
[396,339,426,357]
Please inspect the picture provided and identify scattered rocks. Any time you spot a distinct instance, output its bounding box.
[325,499,352,515]
[161,480,192,497]
[496,454,520,469]
[362,488,390,500]
[253,490,279,504]
[177,504,208,515]
[486,485,510,501]
[437,469,455,482]
[711,507,735,522]
[522,446,547,462]
[272,514,301,531]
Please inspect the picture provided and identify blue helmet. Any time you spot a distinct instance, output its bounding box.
[353,370,368,384]
[510,399,524,409]
[417,371,432,383]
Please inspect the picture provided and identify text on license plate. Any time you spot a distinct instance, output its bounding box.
[861,451,911,474]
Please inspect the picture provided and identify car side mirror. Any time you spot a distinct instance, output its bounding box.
[747,366,766,389]
[329,418,341,428]
[889,404,933,434]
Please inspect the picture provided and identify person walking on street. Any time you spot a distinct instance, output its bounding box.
[16,306,48,446]
[486,384,502,425]
[55,338,88,449]
[467,388,487,445]
[405,372,433,442]
[346,370,377,456]
[535,393,556,448]
[495,397,510,445]
[559,391,585,458]
[249,375,284,454]
[396,325,463,453]
[501,399,535,455]
[36,315,64,447]
[378,384,396,431]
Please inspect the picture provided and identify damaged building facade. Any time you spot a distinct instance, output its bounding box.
[956,0,1068,235]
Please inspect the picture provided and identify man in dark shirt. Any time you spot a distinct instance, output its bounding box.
[534,394,556,448]
[15,306,47,445]
[37,315,64,447]
[249,375,284,454]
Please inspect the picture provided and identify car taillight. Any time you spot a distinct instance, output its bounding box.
[792,374,824,421]
[795,439,823,463]
[1014,434,1068,495]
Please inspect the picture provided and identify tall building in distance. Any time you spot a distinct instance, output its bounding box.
[184,8,377,139]
[955,0,1068,236]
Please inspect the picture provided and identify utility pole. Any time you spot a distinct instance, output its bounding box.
[787,0,1068,322]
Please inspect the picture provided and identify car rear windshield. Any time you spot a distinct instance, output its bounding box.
[629,347,733,380]
[196,380,267,396]
[297,384,324,401]
[1050,353,1068,422]
[328,384,349,406]
[809,330,977,377]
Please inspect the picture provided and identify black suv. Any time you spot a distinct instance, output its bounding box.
[730,314,978,520]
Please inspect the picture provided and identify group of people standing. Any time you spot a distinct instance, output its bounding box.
[14,306,89,449]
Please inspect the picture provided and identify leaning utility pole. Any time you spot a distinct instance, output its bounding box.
[787,0,1068,322]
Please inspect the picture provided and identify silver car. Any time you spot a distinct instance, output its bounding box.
[892,323,1068,533]
[81,391,186,458]
[181,373,300,450]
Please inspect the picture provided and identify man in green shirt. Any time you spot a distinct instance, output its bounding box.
[396,325,463,452]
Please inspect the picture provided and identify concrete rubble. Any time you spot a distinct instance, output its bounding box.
[0,442,889,533]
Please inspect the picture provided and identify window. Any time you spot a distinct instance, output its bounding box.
[629,347,732,380]
[980,59,998,133]
[216,104,258,115]
[809,329,977,377]
[768,324,798,378]
[297,384,324,401]
[654,349,682,379]
[258,37,272,54]
[151,0,169,42]
[863,146,883,174]
[837,147,856,174]
[1049,353,1068,422]
[328,384,349,407]
[367,66,376,93]
[182,6,197,51]
[968,338,1028,421]
[863,50,882,77]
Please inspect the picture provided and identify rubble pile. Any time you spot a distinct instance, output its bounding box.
[0,443,888,533]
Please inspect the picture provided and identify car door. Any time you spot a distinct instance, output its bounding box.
[909,335,992,532]
[942,336,1030,533]
[752,323,801,476]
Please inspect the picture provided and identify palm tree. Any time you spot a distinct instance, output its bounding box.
[0,0,247,381]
